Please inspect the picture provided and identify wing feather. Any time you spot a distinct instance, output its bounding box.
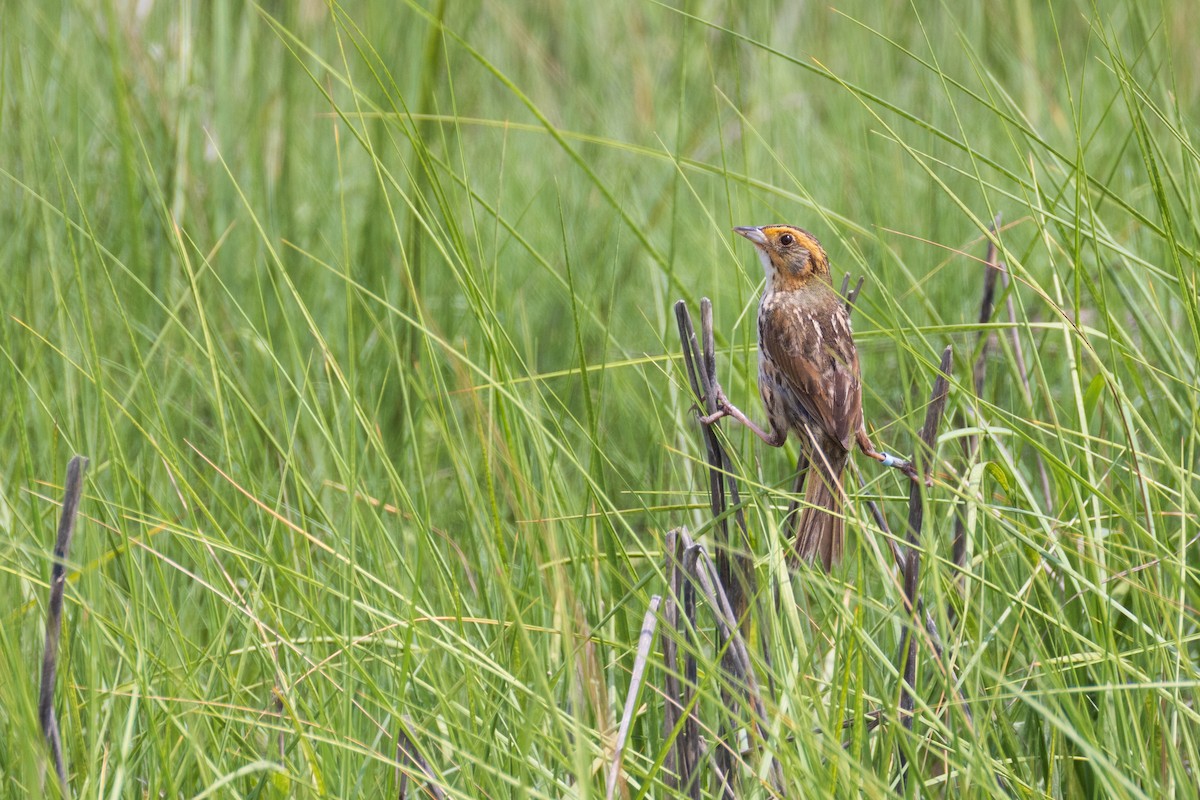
[761,297,862,450]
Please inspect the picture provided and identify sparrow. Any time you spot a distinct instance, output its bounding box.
[703,224,913,570]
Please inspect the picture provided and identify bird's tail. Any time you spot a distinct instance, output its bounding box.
[793,448,849,571]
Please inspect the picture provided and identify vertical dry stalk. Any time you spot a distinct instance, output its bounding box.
[692,545,785,793]
[680,541,702,800]
[697,300,749,796]
[661,529,683,790]
[690,547,766,729]
[955,218,1052,560]
[661,529,783,797]
[396,716,447,800]
[896,346,952,784]
[274,690,285,763]
[675,299,786,796]
[954,216,1003,571]
[674,299,752,623]
[40,454,88,797]
[854,465,907,575]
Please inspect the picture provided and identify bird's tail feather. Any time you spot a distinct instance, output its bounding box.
[793,450,848,571]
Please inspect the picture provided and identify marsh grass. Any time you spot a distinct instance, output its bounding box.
[2,1,1198,796]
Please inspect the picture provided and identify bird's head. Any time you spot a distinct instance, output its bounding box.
[733,225,829,291]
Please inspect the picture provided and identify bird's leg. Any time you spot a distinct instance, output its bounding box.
[700,386,788,447]
[856,427,924,484]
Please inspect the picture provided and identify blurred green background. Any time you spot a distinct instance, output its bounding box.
[3,1,1198,797]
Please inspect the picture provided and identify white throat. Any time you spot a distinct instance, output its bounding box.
[755,247,775,293]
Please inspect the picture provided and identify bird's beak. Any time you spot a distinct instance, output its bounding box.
[733,226,768,247]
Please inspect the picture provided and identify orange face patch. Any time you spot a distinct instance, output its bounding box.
[756,225,828,279]
[760,225,822,254]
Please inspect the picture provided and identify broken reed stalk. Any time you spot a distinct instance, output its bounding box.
[954,215,1003,572]
[676,299,765,796]
[674,299,752,623]
[691,547,764,726]
[680,542,702,800]
[661,530,729,797]
[698,543,785,795]
[854,465,907,575]
[853,463,973,739]
[40,454,88,797]
[895,346,952,784]
[396,716,447,800]
[661,530,784,796]
[661,529,704,795]
[697,301,747,794]
[660,530,684,791]
[675,300,789,796]
[606,596,662,800]
[955,219,1052,558]
[954,218,1052,583]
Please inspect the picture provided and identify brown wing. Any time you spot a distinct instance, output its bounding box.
[761,295,862,450]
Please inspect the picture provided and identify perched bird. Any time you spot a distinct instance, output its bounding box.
[703,224,912,570]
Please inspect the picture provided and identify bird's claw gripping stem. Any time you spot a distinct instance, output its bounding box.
[698,387,732,425]
[878,452,930,486]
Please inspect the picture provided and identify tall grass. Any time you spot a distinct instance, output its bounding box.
[2,1,1197,796]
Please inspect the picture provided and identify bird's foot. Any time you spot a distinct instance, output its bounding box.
[878,452,932,487]
[698,387,733,425]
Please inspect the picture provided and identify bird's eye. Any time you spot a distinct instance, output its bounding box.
[779,233,795,246]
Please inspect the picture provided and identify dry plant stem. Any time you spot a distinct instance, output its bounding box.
[954,215,1003,572]
[844,278,865,313]
[674,299,752,624]
[916,602,974,728]
[699,301,758,794]
[678,302,785,794]
[896,346,952,787]
[711,752,735,800]
[682,535,784,795]
[606,595,662,800]
[680,543,702,800]
[661,530,683,791]
[858,428,985,774]
[275,692,285,760]
[396,716,447,800]
[973,217,1004,399]
[700,300,753,629]
[918,602,1007,792]
[40,454,87,797]
[676,300,741,794]
[853,464,907,574]
[1002,271,1034,409]
[953,218,1051,570]
[691,547,766,728]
